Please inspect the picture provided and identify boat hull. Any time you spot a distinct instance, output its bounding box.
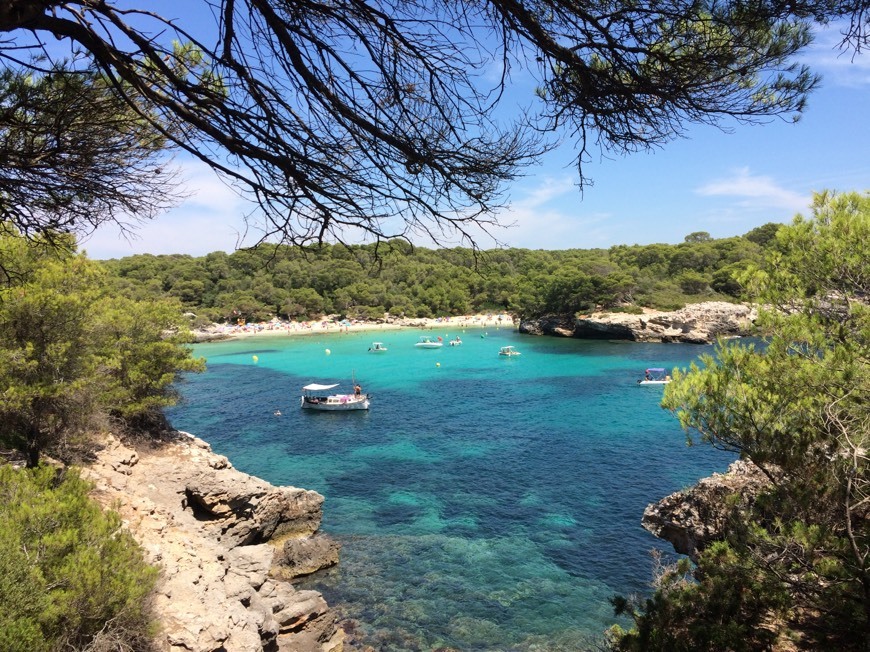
[301,395,370,410]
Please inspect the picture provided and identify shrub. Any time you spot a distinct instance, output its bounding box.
[608,305,645,315]
[0,464,158,651]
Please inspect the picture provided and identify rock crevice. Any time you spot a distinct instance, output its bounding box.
[83,432,343,652]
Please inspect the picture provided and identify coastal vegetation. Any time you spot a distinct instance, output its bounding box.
[0,465,157,652]
[0,231,200,648]
[0,231,205,468]
[100,225,777,324]
[609,191,870,650]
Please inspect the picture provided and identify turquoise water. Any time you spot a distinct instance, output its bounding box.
[167,326,731,651]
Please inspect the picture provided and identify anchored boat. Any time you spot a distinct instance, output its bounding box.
[301,383,370,410]
[638,368,671,385]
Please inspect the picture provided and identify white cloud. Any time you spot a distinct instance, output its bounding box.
[802,24,870,88]
[512,175,577,209]
[695,167,812,213]
[486,175,615,249]
[80,159,251,259]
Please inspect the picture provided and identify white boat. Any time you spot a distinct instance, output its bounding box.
[301,383,370,410]
[368,342,388,352]
[638,368,671,385]
[498,346,521,356]
[449,337,462,346]
[415,336,443,349]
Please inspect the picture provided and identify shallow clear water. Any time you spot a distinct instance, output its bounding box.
[167,326,732,651]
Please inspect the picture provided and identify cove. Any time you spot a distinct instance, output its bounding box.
[167,326,733,651]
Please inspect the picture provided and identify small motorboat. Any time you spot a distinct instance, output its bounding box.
[638,368,671,385]
[449,337,462,346]
[368,342,388,352]
[498,346,521,356]
[301,383,370,410]
[415,336,443,349]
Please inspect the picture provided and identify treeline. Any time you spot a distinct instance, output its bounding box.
[100,224,781,324]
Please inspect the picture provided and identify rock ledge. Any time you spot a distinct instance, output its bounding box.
[641,459,769,560]
[83,432,343,652]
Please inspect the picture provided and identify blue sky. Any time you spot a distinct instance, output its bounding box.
[81,23,870,259]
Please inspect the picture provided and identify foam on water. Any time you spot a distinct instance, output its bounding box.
[168,327,732,650]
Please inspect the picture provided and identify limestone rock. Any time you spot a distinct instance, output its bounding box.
[517,314,576,337]
[184,470,324,547]
[520,301,757,344]
[641,459,769,560]
[272,535,341,580]
[82,432,343,652]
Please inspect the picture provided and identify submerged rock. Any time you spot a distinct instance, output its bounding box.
[520,301,757,344]
[84,432,343,652]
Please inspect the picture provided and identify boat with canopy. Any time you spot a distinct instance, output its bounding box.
[300,383,370,410]
[637,368,671,385]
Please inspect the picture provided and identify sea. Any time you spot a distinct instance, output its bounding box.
[166,325,733,651]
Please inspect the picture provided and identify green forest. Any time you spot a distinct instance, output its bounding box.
[99,224,781,326]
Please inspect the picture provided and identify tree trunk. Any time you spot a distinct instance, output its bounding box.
[25,425,40,468]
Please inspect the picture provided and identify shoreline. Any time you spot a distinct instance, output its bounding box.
[194,313,516,341]
[85,433,343,651]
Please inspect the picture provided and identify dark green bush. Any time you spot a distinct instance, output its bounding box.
[0,464,157,651]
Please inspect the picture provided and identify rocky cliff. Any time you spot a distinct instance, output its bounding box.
[520,301,756,344]
[641,459,769,560]
[83,432,344,652]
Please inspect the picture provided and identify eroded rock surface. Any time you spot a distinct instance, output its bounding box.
[641,459,769,560]
[83,432,343,652]
[520,301,756,344]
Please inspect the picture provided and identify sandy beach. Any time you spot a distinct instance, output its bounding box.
[194,313,516,341]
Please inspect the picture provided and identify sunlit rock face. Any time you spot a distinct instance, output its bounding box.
[520,301,756,344]
[84,432,344,652]
[641,459,769,561]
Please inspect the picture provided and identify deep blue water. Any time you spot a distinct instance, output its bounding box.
[167,326,732,651]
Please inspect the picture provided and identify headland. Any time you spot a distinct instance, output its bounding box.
[83,432,344,652]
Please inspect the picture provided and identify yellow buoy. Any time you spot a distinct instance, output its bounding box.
[325,348,331,355]
[252,355,259,362]
[436,362,441,367]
